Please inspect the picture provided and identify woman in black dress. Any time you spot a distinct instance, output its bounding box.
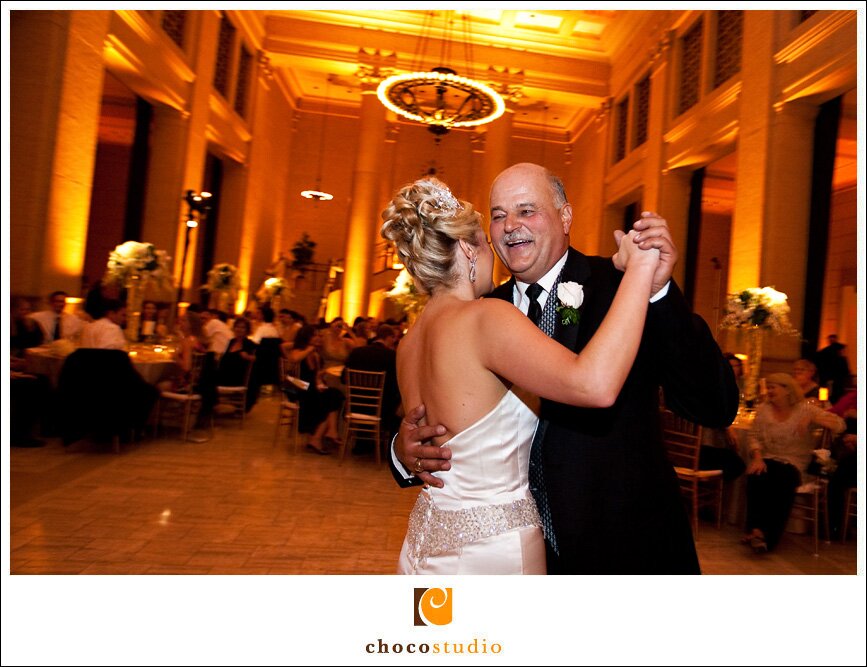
[286,324,345,455]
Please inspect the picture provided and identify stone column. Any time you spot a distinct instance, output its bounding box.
[731,12,816,361]
[479,110,514,285]
[11,10,110,297]
[341,83,387,322]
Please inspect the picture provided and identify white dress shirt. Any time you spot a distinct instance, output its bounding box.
[79,317,127,350]
[251,322,281,344]
[30,310,83,342]
[204,319,233,354]
[512,250,670,314]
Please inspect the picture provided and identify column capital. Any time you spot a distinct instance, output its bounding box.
[355,48,397,90]
[257,50,274,81]
[649,29,675,73]
[486,66,525,105]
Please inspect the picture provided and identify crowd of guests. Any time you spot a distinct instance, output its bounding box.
[11,289,856,551]
[10,288,406,451]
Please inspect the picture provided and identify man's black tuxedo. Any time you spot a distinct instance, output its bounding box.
[488,248,738,573]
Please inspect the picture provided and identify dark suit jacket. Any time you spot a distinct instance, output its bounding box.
[488,248,738,573]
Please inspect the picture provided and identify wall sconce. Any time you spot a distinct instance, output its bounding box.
[178,190,212,304]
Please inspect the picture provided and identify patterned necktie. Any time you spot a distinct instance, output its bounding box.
[524,280,560,554]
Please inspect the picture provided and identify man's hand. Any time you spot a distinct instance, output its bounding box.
[396,404,451,488]
[632,211,678,296]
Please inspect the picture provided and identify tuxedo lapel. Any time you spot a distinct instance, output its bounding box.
[488,278,517,304]
[553,248,592,352]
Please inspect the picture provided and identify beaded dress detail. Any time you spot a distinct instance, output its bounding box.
[397,390,546,575]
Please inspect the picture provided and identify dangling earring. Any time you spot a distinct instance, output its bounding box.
[469,255,477,283]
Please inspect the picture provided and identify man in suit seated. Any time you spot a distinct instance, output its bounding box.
[30,290,83,343]
[344,324,401,454]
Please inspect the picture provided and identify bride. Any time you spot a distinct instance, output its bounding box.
[381,178,659,574]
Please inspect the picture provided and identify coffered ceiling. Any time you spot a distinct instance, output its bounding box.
[261,9,651,139]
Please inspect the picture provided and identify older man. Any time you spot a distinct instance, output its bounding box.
[394,163,738,574]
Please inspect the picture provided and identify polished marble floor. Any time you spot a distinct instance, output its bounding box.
[9,396,858,575]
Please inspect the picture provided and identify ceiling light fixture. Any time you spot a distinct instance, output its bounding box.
[376,11,505,136]
[300,75,334,201]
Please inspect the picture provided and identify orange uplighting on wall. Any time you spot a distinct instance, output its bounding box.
[367,289,385,319]
[235,289,248,316]
[325,290,342,322]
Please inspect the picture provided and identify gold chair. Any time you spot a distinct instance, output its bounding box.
[659,409,724,538]
[342,369,386,466]
[790,477,829,557]
[273,357,302,452]
[214,359,254,427]
[154,352,206,442]
[841,487,857,543]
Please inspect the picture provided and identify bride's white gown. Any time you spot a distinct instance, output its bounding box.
[397,390,546,574]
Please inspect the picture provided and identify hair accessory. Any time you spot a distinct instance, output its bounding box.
[424,181,462,212]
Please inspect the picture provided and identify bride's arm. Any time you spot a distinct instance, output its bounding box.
[478,233,658,408]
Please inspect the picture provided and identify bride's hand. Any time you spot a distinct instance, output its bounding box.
[613,229,660,271]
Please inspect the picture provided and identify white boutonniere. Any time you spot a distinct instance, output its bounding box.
[556,282,584,326]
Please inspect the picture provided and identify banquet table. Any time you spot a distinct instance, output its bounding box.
[26,344,178,387]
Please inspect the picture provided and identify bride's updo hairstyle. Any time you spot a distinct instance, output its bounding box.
[381,178,481,294]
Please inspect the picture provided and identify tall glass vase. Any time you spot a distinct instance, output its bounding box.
[125,273,144,343]
[744,326,764,408]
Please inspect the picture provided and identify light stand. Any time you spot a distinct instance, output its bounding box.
[177,189,212,307]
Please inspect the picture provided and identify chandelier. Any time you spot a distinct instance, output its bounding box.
[376,11,505,135]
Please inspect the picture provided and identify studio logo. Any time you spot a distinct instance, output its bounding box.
[413,587,452,627]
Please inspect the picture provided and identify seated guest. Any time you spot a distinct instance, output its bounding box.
[350,317,371,346]
[277,309,302,345]
[344,324,402,441]
[30,290,83,342]
[10,369,50,447]
[251,307,280,343]
[699,352,747,481]
[827,389,857,540]
[196,306,232,359]
[10,297,44,357]
[286,324,345,455]
[217,317,258,412]
[320,317,355,368]
[743,373,845,553]
[251,307,282,389]
[79,299,127,350]
[160,310,207,392]
[139,300,168,341]
[158,309,213,441]
[792,358,821,400]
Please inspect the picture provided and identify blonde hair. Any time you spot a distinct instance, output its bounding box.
[765,372,805,406]
[381,178,482,294]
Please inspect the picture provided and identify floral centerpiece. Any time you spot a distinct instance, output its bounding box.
[205,263,240,312]
[103,241,172,342]
[720,286,798,405]
[385,268,428,323]
[720,287,797,334]
[256,277,290,310]
[206,263,241,292]
[104,241,172,288]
